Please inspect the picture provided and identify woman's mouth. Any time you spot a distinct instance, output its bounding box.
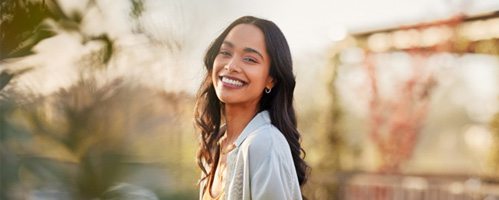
[220,76,246,88]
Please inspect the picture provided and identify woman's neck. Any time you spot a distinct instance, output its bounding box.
[223,104,259,142]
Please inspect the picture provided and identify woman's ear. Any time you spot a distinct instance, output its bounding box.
[266,76,275,89]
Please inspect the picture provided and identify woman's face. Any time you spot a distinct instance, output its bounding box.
[212,24,273,107]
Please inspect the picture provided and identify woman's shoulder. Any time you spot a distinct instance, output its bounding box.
[241,124,290,159]
[237,124,297,179]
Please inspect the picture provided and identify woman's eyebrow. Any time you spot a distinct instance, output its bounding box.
[222,41,234,48]
[222,41,264,60]
[243,47,264,60]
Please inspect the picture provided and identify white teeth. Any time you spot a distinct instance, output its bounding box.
[222,77,244,87]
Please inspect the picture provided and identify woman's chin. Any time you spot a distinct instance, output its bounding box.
[218,97,240,105]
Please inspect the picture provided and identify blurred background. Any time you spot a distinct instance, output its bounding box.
[1,0,499,199]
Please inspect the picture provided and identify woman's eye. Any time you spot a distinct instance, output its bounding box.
[219,51,231,56]
[243,57,257,63]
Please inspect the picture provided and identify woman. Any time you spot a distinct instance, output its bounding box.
[195,16,309,200]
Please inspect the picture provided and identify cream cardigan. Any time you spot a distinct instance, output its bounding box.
[200,110,303,200]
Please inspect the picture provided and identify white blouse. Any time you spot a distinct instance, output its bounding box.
[200,110,303,200]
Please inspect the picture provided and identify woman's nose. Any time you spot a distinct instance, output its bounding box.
[224,58,240,72]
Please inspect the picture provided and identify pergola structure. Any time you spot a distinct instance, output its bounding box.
[322,11,499,200]
[354,11,499,55]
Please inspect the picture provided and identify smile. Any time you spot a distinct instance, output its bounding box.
[220,76,246,88]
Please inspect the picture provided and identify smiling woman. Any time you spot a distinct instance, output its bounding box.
[195,16,309,200]
[212,24,273,109]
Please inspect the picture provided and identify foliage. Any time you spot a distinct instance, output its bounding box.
[0,0,203,199]
[0,0,55,59]
[365,52,437,172]
[0,78,197,199]
[0,0,145,89]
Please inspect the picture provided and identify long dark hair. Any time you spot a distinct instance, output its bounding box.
[195,15,309,192]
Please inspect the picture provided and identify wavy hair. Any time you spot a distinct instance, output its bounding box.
[195,15,309,193]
